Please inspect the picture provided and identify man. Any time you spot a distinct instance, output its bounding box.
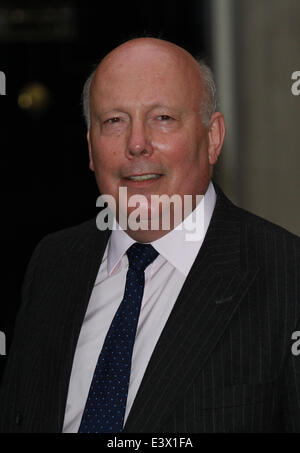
[0,37,299,433]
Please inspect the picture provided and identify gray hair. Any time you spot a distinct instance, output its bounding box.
[82,68,97,130]
[82,58,217,129]
[195,58,218,126]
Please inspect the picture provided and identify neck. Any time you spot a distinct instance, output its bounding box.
[116,190,207,243]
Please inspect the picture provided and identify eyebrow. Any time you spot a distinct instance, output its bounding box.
[95,103,183,118]
[145,104,182,113]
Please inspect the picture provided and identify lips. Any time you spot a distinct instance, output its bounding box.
[121,172,164,188]
[126,174,162,181]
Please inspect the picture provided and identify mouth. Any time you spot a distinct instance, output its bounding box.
[121,173,164,188]
[125,173,162,181]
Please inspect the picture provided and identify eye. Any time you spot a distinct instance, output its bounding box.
[104,117,121,124]
[157,115,173,121]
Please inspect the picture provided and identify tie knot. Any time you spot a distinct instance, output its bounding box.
[126,243,159,273]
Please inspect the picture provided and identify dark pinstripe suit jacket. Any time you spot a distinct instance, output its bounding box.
[0,186,299,433]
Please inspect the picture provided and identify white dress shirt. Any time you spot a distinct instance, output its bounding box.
[62,182,216,433]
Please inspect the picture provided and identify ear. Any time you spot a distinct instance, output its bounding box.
[87,130,95,171]
[207,112,226,165]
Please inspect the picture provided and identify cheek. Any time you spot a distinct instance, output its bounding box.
[156,132,210,193]
[154,133,199,169]
[91,136,122,172]
[89,137,124,195]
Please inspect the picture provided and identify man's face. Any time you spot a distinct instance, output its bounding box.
[88,40,224,240]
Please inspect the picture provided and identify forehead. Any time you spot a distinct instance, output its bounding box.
[91,42,203,111]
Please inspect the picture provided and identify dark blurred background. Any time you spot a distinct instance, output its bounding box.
[0,0,299,380]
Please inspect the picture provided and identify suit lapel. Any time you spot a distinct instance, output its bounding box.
[123,188,259,432]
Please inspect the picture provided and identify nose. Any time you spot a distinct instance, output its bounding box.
[126,119,153,158]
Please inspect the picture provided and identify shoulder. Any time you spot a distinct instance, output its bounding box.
[22,218,110,290]
[213,184,299,280]
[215,184,299,247]
[19,218,111,319]
[239,205,299,245]
[32,217,109,259]
[237,204,299,262]
[239,207,299,274]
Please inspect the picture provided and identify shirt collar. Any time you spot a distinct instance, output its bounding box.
[107,181,216,277]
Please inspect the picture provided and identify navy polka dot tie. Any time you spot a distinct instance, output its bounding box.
[78,242,159,433]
